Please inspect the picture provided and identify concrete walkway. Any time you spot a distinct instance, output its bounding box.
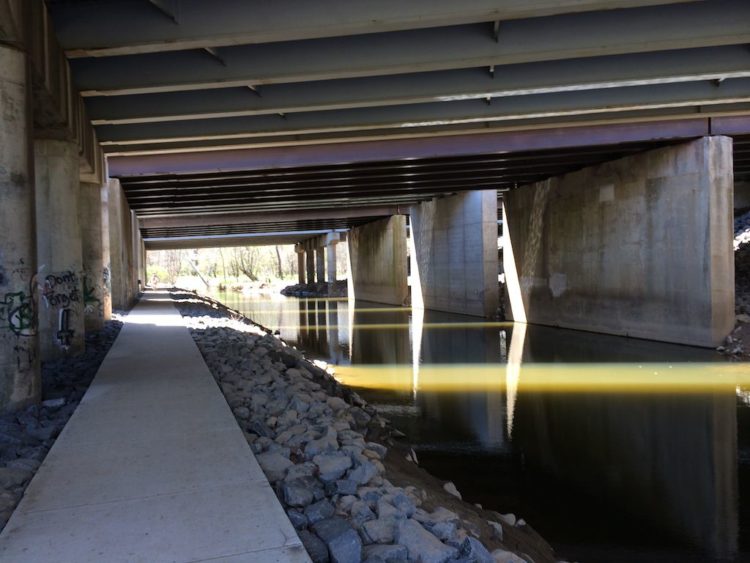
[0,292,309,563]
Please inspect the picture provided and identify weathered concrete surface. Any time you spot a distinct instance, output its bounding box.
[99,183,112,321]
[80,183,106,331]
[315,246,325,284]
[410,191,499,317]
[0,44,40,412]
[34,139,85,359]
[305,247,315,285]
[108,179,137,310]
[503,136,735,347]
[326,242,338,284]
[736,181,750,211]
[347,216,408,306]
[0,292,308,562]
[296,247,306,284]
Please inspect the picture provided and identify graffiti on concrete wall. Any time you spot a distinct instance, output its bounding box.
[0,288,37,337]
[41,271,80,349]
[83,274,102,315]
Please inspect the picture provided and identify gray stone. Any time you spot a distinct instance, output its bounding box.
[0,467,32,489]
[458,537,495,563]
[306,428,339,458]
[361,518,396,544]
[443,481,462,499]
[366,442,388,458]
[287,509,308,530]
[41,398,66,409]
[491,549,527,563]
[233,406,250,419]
[327,397,348,412]
[351,500,377,527]
[396,519,457,563]
[5,458,41,472]
[390,492,416,518]
[305,499,336,525]
[314,453,352,482]
[299,529,330,563]
[286,462,317,482]
[282,480,315,507]
[312,517,362,563]
[348,460,378,485]
[363,544,408,562]
[256,451,292,483]
[335,479,358,496]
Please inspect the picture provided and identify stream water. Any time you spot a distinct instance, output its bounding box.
[212,291,750,563]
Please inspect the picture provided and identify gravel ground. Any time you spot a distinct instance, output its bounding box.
[173,290,558,563]
[0,318,123,530]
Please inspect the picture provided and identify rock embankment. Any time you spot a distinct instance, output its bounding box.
[174,291,558,563]
[721,211,750,356]
[282,281,348,298]
[0,318,122,529]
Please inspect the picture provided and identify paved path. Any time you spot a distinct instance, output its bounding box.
[0,292,309,563]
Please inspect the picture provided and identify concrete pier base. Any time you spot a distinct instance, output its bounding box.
[305,246,315,285]
[80,183,106,330]
[295,245,306,284]
[503,136,735,347]
[34,139,85,359]
[410,190,499,317]
[315,246,325,283]
[347,216,408,305]
[0,44,40,411]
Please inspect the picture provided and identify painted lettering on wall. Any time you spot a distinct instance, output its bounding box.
[41,271,80,349]
[41,271,80,308]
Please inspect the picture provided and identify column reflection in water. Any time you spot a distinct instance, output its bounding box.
[512,325,738,561]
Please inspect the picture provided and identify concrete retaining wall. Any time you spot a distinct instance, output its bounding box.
[503,136,734,347]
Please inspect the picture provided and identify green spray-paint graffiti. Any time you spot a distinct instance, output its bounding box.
[83,274,102,314]
[0,288,37,337]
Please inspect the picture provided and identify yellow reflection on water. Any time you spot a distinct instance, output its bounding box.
[276,322,514,331]
[237,307,414,314]
[333,363,750,394]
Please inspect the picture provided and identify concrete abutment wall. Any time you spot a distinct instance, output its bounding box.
[503,136,735,347]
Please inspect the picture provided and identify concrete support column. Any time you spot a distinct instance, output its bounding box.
[316,246,326,284]
[325,232,341,284]
[80,182,106,330]
[99,184,112,321]
[107,179,124,310]
[347,216,408,305]
[0,42,40,411]
[34,139,85,359]
[305,245,315,285]
[326,244,338,284]
[410,190,499,317]
[503,136,734,347]
[295,244,306,284]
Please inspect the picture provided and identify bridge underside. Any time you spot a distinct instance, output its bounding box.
[0,0,749,411]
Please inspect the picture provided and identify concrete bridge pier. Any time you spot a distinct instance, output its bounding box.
[295,244,306,284]
[34,138,85,359]
[80,182,107,330]
[305,241,315,285]
[409,190,500,317]
[325,232,342,285]
[98,183,112,322]
[347,215,408,305]
[315,245,326,284]
[0,41,40,411]
[503,136,735,347]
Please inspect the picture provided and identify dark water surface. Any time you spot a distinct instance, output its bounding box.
[213,291,750,563]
